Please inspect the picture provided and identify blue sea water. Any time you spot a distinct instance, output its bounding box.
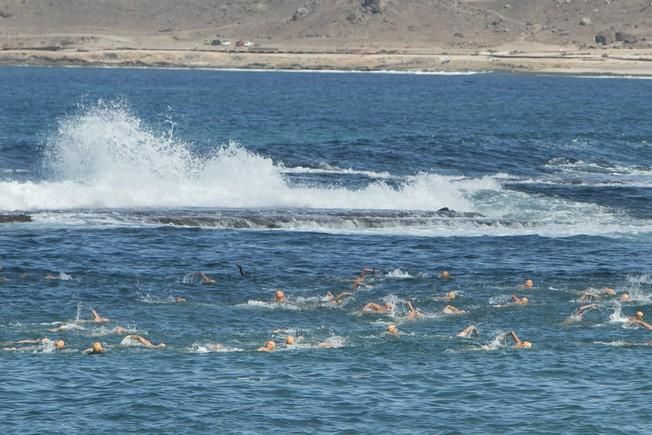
[1,66,652,433]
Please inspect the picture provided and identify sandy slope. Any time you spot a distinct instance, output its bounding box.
[1,0,651,74]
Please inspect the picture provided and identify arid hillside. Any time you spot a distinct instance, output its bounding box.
[1,0,651,52]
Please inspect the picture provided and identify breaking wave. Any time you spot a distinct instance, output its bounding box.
[1,102,651,237]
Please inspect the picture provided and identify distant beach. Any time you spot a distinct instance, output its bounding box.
[2,47,652,76]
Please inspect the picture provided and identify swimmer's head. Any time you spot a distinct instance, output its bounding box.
[524,279,534,289]
[602,287,616,296]
[265,340,276,351]
[522,341,533,349]
[386,324,399,336]
[384,302,394,310]
[636,311,644,320]
[275,289,286,303]
[521,297,529,304]
[92,342,104,353]
[620,292,630,301]
[54,340,65,350]
[447,291,457,300]
[285,336,295,345]
[440,270,450,279]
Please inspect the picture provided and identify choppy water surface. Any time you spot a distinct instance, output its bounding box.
[1,67,652,433]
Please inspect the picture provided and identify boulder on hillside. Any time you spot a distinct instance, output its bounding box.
[594,30,614,45]
[361,0,386,14]
[615,31,638,44]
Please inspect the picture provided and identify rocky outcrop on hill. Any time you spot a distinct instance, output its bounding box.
[361,0,386,14]
[0,0,650,51]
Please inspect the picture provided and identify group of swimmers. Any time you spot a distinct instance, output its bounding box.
[2,268,650,354]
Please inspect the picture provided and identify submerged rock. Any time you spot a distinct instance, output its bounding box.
[0,214,31,223]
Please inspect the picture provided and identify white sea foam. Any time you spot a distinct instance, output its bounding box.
[385,268,414,279]
[480,335,509,351]
[187,343,242,353]
[0,103,477,212]
[241,300,301,310]
[2,102,652,238]
[608,303,629,324]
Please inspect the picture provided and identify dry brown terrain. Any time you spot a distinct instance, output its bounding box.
[1,0,652,74]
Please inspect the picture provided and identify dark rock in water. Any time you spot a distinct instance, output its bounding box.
[615,31,638,44]
[436,207,485,218]
[0,214,31,223]
[361,0,386,14]
[595,30,614,45]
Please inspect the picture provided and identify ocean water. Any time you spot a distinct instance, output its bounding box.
[1,66,652,433]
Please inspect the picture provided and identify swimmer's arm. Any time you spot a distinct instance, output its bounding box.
[507,331,521,344]
[333,292,353,303]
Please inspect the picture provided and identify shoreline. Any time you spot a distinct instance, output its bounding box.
[2,48,652,76]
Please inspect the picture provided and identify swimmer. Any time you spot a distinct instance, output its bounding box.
[325,291,353,305]
[386,324,399,336]
[352,268,375,290]
[285,336,296,346]
[629,311,652,330]
[579,292,600,303]
[503,331,533,349]
[274,289,286,303]
[48,321,84,332]
[175,296,187,303]
[442,304,466,314]
[198,272,216,284]
[91,309,110,323]
[111,326,130,335]
[523,279,534,289]
[434,291,457,302]
[83,342,105,354]
[362,302,393,313]
[563,304,599,324]
[620,292,631,302]
[257,340,276,352]
[121,335,166,349]
[602,287,616,296]
[576,304,599,315]
[579,287,615,303]
[405,300,422,320]
[457,325,479,338]
[440,270,453,280]
[318,341,337,348]
[511,295,529,305]
[2,338,65,351]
